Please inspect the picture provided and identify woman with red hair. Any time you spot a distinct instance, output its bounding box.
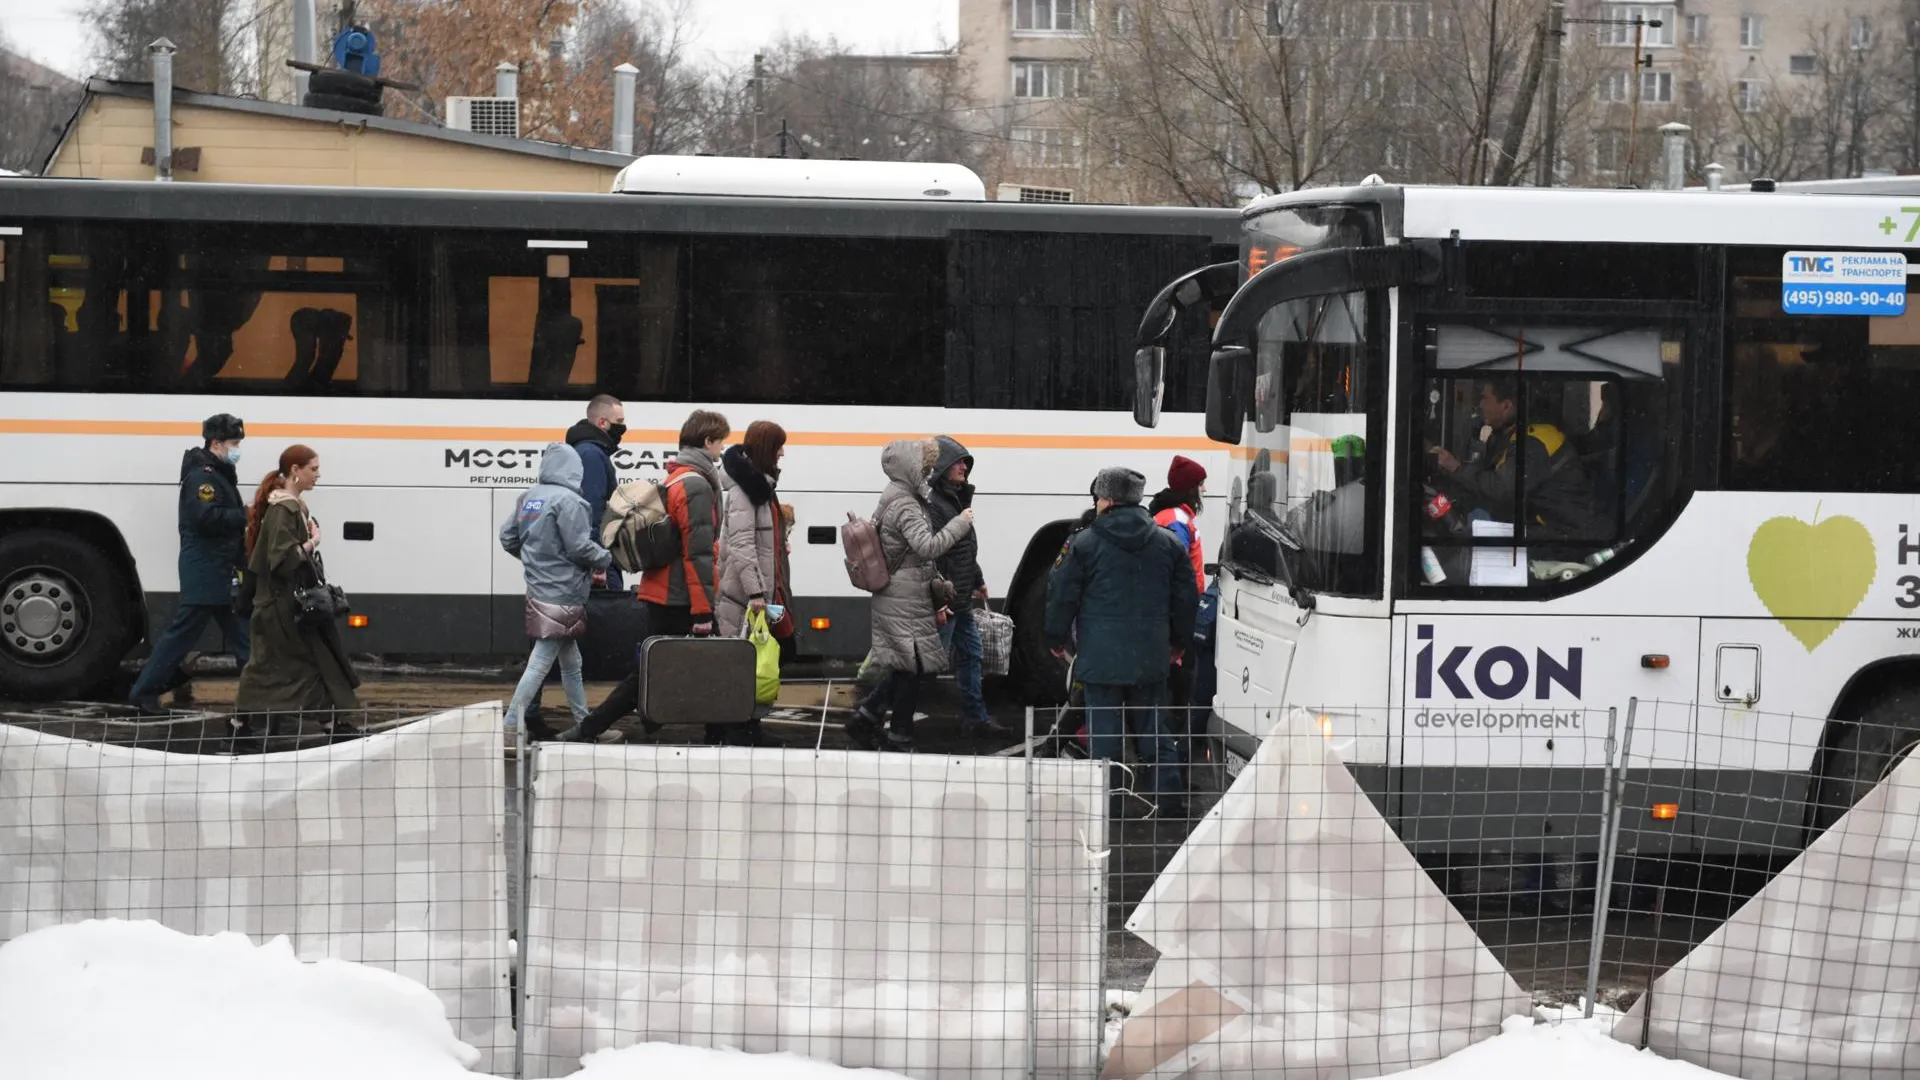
[232,444,361,744]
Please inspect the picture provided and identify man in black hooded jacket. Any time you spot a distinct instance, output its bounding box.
[928,436,1012,737]
[565,394,625,589]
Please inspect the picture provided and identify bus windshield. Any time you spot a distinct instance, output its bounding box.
[1222,204,1383,600]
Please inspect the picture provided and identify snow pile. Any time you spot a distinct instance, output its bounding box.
[530,950,1084,1079]
[1403,1015,1725,1079]
[554,1041,916,1080]
[0,920,484,1080]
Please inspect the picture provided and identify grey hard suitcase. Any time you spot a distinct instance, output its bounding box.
[638,635,758,728]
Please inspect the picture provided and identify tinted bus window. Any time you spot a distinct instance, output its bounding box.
[427,233,685,401]
[1726,247,1920,493]
[686,235,943,407]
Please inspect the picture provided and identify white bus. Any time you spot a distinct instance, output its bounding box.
[0,166,1238,701]
[1135,178,1920,857]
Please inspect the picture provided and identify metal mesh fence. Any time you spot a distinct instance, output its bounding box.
[0,704,515,1073]
[0,691,1915,1079]
[1604,698,1920,1078]
[516,736,1107,1080]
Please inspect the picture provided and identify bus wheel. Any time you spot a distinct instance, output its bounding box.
[1010,580,1069,706]
[1808,684,1920,835]
[0,529,132,701]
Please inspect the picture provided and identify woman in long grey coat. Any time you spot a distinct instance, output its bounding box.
[847,437,972,752]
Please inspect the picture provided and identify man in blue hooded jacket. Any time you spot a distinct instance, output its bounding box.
[1045,466,1198,818]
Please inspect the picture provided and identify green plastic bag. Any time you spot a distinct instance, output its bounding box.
[747,608,780,706]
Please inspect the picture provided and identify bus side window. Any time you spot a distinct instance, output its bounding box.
[151,225,405,395]
[1727,247,1920,494]
[1417,321,1686,591]
[427,234,683,400]
[687,234,942,407]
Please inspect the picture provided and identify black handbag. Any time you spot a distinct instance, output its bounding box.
[292,550,350,629]
[230,569,257,617]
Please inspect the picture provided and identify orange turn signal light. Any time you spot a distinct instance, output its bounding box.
[347,615,370,629]
[1641,654,1670,669]
[1651,803,1679,821]
[810,617,831,631]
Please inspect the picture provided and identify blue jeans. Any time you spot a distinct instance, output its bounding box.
[1189,578,1220,725]
[508,638,587,729]
[129,604,249,704]
[1082,681,1182,796]
[937,607,990,726]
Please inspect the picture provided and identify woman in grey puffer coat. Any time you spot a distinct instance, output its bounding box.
[500,443,612,735]
[847,438,973,752]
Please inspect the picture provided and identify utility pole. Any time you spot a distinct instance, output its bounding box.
[1536,1,1564,187]
[1541,9,1662,187]
[776,118,791,158]
[1475,0,1500,185]
[1625,18,1650,178]
[752,52,764,156]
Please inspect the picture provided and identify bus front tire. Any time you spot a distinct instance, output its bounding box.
[1010,581,1069,706]
[0,529,133,702]
[1808,683,1920,835]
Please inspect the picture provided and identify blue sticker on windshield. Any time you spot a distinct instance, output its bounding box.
[1782,250,1910,316]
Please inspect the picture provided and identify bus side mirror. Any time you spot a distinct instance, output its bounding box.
[1132,346,1165,429]
[1205,345,1253,445]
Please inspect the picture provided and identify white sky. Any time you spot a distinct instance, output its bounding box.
[0,0,957,79]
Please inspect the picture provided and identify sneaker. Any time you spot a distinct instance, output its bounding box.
[130,698,168,718]
[881,730,916,753]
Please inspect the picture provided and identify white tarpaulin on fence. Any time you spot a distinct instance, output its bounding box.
[1614,747,1920,1078]
[0,706,512,1073]
[1106,707,1528,1080]
[521,745,1107,1080]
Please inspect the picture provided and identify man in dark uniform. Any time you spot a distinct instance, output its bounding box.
[128,413,252,715]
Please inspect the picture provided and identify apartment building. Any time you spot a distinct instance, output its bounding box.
[1580,0,1905,182]
[959,0,1102,199]
[956,0,1914,201]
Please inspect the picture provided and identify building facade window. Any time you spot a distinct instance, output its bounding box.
[1014,0,1082,34]
[1852,17,1876,50]
[1789,54,1818,75]
[1011,126,1082,167]
[1367,2,1432,39]
[1012,61,1083,99]
[1737,79,1763,112]
[1594,130,1631,172]
[1736,141,1762,173]
[1739,15,1764,49]
[1599,5,1676,47]
[1685,14,1708,45]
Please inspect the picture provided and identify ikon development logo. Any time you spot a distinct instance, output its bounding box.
[1412,624,1583,701]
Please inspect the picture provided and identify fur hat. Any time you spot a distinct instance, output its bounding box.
[1168,454,1207,491]
[1092,466,1146,506]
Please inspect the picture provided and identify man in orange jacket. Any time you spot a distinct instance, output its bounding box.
[561,409,731,744]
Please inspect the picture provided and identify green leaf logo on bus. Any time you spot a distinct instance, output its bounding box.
[1746,510,1876,651]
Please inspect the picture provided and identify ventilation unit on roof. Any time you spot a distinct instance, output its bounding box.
[996,183,1074,203]
[445,96,520,138]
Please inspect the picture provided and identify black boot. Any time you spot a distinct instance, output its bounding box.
[844,707,882,751]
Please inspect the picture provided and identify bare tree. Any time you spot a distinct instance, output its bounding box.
[700,35,990,169]
[353,0,584,131]
[544,0,706,151]
[0,31,82,173]
[1080,0,1396,205]
[84,0,260,95]
[1384,0,1551,185]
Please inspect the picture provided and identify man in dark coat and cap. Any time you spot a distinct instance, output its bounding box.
[129,413,251,714]
[928,435,1013,739]
[1045,466,1198,818]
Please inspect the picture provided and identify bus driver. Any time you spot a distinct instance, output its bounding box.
[1428,375,1605,544]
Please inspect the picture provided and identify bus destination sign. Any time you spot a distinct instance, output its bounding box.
[1780,250,1910,316]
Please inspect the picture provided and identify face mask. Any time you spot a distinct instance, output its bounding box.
[605,422,627,445]
[224,446,242,466]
